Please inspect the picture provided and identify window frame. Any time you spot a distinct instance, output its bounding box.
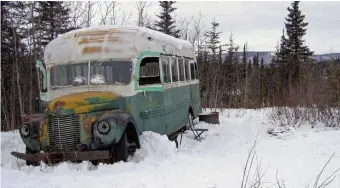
[169,56,179,83]
[49,59,133,90]
[184,58,191,81]
[138,56,162,86]
[178,57,186,82]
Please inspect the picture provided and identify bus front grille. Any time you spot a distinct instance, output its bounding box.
[48,114,80,151]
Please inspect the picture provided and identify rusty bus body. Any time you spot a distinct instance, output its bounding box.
[11,25,201,165]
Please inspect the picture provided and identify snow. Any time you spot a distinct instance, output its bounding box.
[73,76,87,85]
[59,25,192,50]
[1,109,340,188]
[90,74,105,85]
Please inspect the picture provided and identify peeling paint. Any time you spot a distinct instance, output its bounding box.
[48,91,122,116]
[39,120,49,147]
[82,46,102,54]
[77,29,123,37]
[127,104,133,114]
[80,115,96,143]
[78,37,105,44]
[107,37,121,43]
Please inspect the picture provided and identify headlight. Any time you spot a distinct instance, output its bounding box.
[97,121,111,134]
[20,124,30,137]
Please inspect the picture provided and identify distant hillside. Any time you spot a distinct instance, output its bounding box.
[218,52,340,65]
[312,53,340,61]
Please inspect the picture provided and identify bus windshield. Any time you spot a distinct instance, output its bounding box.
[50,60,133,89]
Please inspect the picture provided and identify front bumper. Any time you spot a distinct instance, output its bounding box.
[11,150,110,164]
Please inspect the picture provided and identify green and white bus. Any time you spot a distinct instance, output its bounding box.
[12,25,202,165]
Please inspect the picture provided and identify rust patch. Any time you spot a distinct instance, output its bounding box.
[78,37,105,44]
[77,29,120,36]
[107,37,121,43]
[39,120,48,142]
[83,117,95,136]
[75,28,135,37]
[83,46,102,54]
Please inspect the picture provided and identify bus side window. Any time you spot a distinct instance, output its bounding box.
[185,58,190,81]
[139,57,161,86]
[178,58,185,81]
[170,57,178,82]
[194,62,198,79]
[190,63,195,80]
[161,56,170,83]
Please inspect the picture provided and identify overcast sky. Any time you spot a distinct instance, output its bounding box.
[116,1,340,54]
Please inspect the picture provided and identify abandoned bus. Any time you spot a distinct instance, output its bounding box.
[11,25,201,165]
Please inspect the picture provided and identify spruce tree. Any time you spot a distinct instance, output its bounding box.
[253,53,259,69]
[205,18,221,62]
[242,43,247,73]
[285,1,313,62]
[274,28,289,67]
[283,1,313,96]
[34,1,71,50]
[154,1,180,38]
[247,59,252,75]
[225,32,239,65]
[1,1,28,61]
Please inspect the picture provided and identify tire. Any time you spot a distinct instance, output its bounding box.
[114,132,128,162]
[25,147,39,166]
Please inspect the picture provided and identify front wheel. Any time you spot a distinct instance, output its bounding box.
[114,132,128,162]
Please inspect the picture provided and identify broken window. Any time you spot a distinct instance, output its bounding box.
[139,57,161,85]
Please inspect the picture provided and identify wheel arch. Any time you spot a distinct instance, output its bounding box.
[125,121,141,149]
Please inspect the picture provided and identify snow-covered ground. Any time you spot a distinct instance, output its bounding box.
[1,109,340,188]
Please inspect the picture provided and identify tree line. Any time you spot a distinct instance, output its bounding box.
[199,2,339,107]
[1,1,339,131]
[195,1,339,127]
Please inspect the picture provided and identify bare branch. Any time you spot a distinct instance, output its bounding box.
[66,1,86,28]
[99,1,113,25]
[190,10,208,53]
[135,1,151,27]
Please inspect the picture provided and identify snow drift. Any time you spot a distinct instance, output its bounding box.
[1,109,340,188]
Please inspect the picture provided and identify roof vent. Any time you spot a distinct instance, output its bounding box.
[146,36,153,41]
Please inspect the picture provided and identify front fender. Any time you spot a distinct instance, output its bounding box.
[90,110,139,150]
[20,115,46,151]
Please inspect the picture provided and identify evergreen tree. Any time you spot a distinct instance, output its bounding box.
[34,1,71,53]
[1,1,30,130]
[225,32,239,65]
[247,59,252,75]
[253,53,259,69]
[284,1,314,92]
[1,1,28,61]
[205,18,221,62]
[285,1,313,62]
[242,43,248,73]
[154,1,180,38]
[274,28,289,66]
[260,57,264,68]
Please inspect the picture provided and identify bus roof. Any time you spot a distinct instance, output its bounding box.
[44,25,195,65]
